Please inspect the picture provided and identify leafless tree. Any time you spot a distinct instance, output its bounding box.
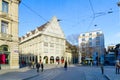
[67,34,79,45]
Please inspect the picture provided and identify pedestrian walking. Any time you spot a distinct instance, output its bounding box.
[100,64,104,74]
[116,59,120,74]
[64,60,67,70]
[36,62,40,73]
[41,62,44,72]
[32,61,35,69]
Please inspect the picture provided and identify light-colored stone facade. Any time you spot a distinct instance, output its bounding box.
[0,0,20,69]
[78,30,105,64]
[19,16,66,65]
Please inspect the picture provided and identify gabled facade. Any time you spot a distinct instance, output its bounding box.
[0,0,20,69]
[19,16,66,65]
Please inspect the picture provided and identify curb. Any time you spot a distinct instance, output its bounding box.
[104,74,110,80]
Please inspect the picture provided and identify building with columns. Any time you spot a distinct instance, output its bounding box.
[19,16,66,64]
[78,30,105,65]
[0,0,20,69]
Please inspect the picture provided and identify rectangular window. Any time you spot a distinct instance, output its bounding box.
[50,43,54,47]
[1,21,8,34]
[96,37,100,41]
[96,32,100,36]
[82,38,85,41]
[89,37,92,41]
[89,33,92,36]
[89,42,92,46]
[96,41,100,46]
[44,42,48,46]
[82,34,85,36]
[2,0,8,13]
[44,48,48,53]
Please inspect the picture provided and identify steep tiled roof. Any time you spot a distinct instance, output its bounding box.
[31,30,35,34]
[37,22,48,31]
[19,22,48,41]
[26,33,30,37]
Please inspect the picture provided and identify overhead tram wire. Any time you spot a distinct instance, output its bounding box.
[21,2,48,22]
[87,0,96,31]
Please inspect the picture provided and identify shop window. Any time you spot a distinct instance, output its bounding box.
[0,53,9,64]
[0,45,9,64]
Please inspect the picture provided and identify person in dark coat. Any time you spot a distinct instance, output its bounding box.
[64,60,67,70]
[36,62,40,73]
[100,64,104,74]
[41,62,44,72]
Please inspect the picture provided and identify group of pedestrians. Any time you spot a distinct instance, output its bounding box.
[36,62,44,73]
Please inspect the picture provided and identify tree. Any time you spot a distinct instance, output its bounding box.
[67,34,79,45]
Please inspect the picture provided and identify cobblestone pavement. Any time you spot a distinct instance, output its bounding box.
[26,66,107,80]
[1,65,118,80]
[104,66,120,80]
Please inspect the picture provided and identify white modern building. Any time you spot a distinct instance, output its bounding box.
[19,16,67,64]
[78,30,105,64]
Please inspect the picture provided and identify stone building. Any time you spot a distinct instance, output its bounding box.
[19,16,66,65]
[0,0,20,69]
[65,41,79,64]
[65,41,72,64]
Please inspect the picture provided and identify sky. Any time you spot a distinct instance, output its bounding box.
[19,0,120,47]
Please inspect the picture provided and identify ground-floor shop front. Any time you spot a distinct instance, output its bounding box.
[0,43,19,69]
[19,54,65,67]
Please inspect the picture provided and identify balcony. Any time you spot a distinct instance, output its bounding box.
[0,12,11,20]
[0,33,12,41]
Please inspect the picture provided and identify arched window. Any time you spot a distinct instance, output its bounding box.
[0,45,8,51]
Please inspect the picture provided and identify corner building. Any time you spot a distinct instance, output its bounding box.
[19,16,66,64]
[0,0,20,69]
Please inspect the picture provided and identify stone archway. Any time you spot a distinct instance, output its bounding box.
[44,56,48,64]
[56,56,60,64]
[61,56,64,64]
[50,56,54,64]
[39,56,42,63]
